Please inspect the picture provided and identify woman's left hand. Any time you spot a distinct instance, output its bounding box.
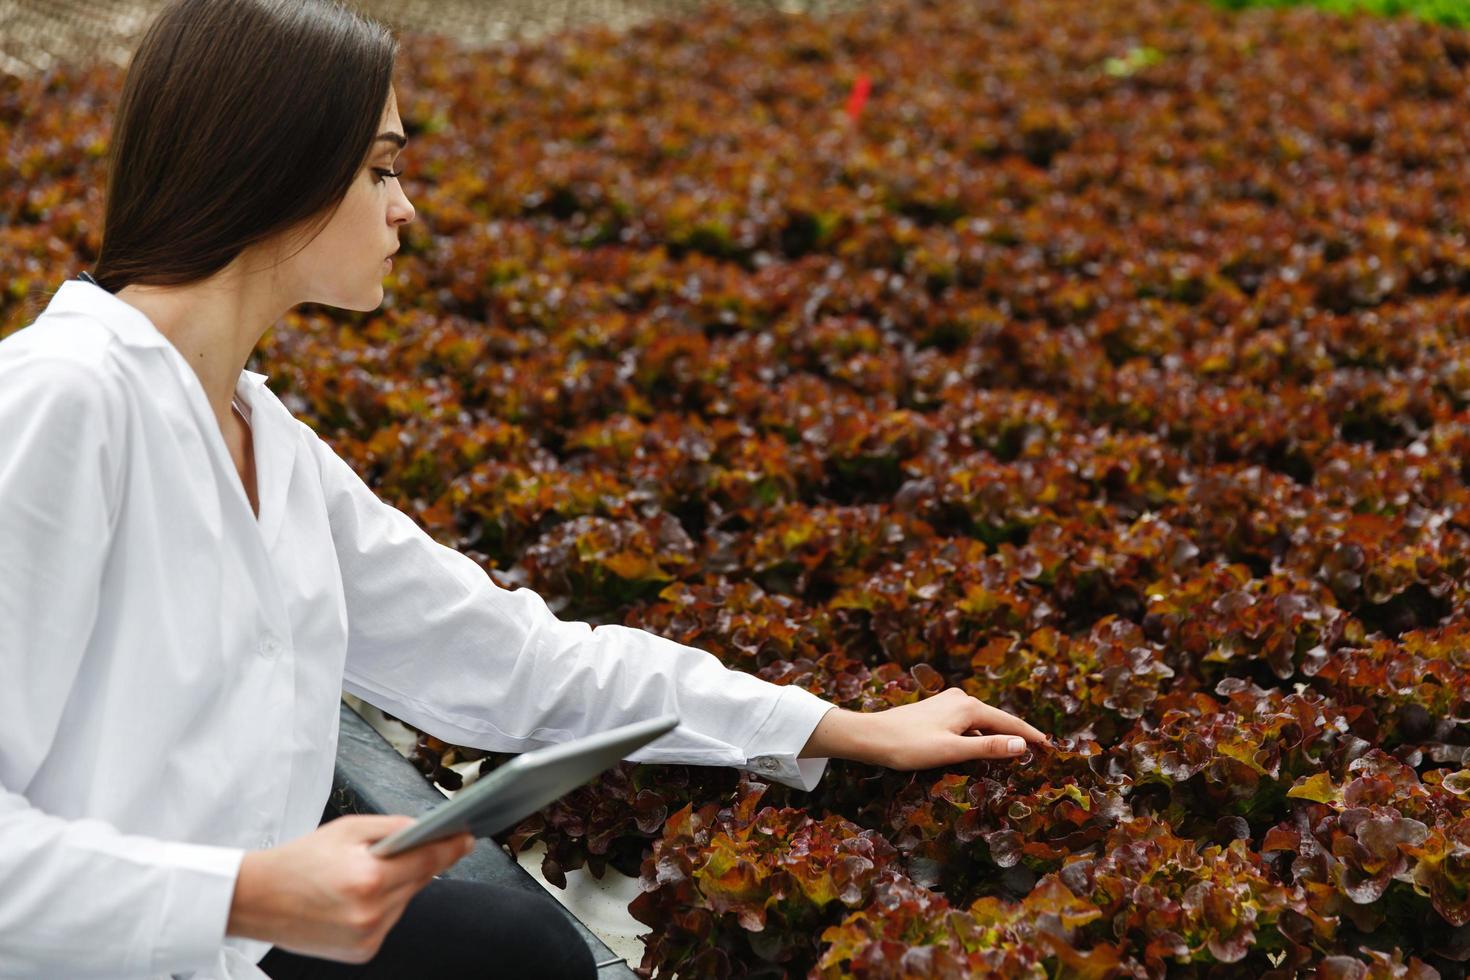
[799,688,1051,770]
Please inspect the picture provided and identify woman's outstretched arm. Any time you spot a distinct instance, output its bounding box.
[303,420,1048,791]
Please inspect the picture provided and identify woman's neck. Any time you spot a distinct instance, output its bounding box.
[115,258,296,431]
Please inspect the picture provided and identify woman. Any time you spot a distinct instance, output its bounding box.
[0,0,1049,977]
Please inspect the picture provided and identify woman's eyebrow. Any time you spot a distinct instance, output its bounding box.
[376,132,407,148]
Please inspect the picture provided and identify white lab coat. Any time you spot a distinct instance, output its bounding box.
[0,280,836,979]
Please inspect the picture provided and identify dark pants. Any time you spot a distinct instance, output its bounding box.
[257,877,599,979]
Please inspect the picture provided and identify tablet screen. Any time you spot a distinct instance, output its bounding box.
[367,713,679,858]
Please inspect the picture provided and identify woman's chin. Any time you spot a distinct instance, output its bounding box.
[349,283,386,312]
[305,285,376,312]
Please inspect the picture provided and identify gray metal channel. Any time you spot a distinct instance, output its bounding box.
[326,701,642,979]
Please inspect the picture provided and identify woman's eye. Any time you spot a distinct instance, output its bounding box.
[373,167,404,184]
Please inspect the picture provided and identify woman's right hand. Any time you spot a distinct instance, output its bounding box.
[225,814,475,964]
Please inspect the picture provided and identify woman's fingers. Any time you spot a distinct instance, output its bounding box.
[376,832,474,892]
[954,732,1033,758]
[964,698,1049,745]
[871,688,1053,770]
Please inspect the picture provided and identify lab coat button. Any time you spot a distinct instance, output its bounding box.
[754,757,779,773]
[259,633,282,659]
[259,835,275,849]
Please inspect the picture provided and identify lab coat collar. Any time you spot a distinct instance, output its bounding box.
[231,368,293,551]
[51,278,168,353]
[54,278,294,553]
[52,279,273,387]
[239,368,271,396]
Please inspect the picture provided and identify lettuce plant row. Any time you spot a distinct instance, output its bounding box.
[4,0,1470,975]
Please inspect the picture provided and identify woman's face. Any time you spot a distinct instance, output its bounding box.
[293,87,415,311]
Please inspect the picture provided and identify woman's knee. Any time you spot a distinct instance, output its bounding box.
[512,891,598,980]
[394,879,597,979]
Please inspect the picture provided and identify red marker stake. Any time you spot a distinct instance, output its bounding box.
[845,72,871,122]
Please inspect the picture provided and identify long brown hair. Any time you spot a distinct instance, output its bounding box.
[91,0,396,293]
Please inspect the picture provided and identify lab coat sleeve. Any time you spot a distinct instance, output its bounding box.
[304,423,838,792]
[0,354,245,978]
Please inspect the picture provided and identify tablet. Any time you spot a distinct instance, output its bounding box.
[367,713,681,858]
